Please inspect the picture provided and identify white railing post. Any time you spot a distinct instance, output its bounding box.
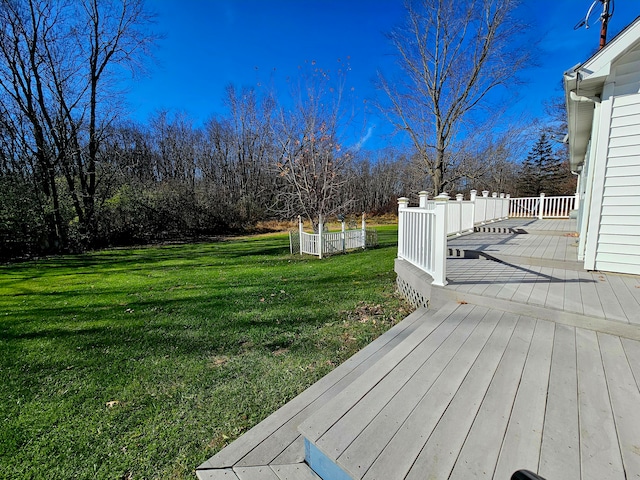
[397,197,409,260]
[481,190,489,224]
[505,194,511,219]
[539,193,545,220]
[574,192,579,211]
[491,192,498,222]
[341,219,346,253]
[361,213,366,249]
[419,191,429,208]
[470,190,477,230]
[318,214,323,259]
[456,193,464,235]
[298,215,304,255]
[433,193,449,287]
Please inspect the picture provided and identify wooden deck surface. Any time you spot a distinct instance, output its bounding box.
[198,219,640,480]
[299,303,640,480]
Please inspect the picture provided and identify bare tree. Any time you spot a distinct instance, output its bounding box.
[0,0,156,249]
[272,64,355,229]
[378,0,531,194]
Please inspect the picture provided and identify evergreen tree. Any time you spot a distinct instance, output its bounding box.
[518,132,568,196]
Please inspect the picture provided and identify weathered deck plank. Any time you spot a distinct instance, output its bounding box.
[333,305,493,479]
[576,329,625,479]
[357,307,503,480]
[404,312,519,480]
[312,304,477,459]
[299,302,461,445]
[447,317,536,480]
[563,268,584,315]
[538,324,580,480]
[598,333,640,478]
[578,271,606,319]
[492,319,555,479]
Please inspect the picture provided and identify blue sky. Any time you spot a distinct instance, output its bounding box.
[125,0,639,150]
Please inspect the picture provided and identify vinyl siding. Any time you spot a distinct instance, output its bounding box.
[595,76,640,274]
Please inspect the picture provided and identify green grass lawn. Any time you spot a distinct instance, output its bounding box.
[0,226,409,479]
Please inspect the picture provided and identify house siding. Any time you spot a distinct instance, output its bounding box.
[595,55,640,274]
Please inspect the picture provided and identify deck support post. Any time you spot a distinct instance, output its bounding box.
[539,193,545,220]
[433,194,449,286]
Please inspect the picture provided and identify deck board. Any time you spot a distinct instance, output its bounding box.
[357,307,502,480]
[447,317,536,480]
[313,304,477,458]
[404,313,519,480]
[538,325,580,480]
[578,271,606,318]
[563,268,584,315]
[598,333,640,479]
[299,302,461,445]
[492,319,555,479]
[606,274,640,323]
[576,329,625,479]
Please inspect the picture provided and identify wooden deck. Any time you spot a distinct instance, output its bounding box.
[197,219,640,480]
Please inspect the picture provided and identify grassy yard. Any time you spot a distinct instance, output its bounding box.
[0,226,409,479]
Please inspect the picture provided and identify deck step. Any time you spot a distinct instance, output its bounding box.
[447,247,584,271]
[431,285,640,342]
[474,225,525,234]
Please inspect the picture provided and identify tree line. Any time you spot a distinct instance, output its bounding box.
[0,0,575,261]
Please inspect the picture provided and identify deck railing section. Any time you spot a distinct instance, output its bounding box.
[398,190,509,286]
[509,193,578,219]
[398,190,578,286]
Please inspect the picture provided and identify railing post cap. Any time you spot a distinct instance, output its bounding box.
[470,189,477,194]
[540,192,545,197]
[434,193,450,202]
[506,194,511,198]
[418,190,429,196]
[482,190,489,197]
[492,192,498,197]
[500,193,505,198]
[456,193,464,201]
[398,197,410,206]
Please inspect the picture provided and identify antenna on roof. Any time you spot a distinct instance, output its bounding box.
[573,0,615,49]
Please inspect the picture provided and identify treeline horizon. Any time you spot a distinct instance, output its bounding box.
[0,0,575,262]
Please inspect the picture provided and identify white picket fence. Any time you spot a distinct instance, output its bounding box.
[290,214,376,258]
[509,193,578,219]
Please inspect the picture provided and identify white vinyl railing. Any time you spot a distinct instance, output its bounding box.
[398,190,510,286]
[398,190,578,286]
[397,198,447,286]
[509,193,578,219]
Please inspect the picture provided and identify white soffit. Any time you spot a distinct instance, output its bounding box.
[564,16,640,171]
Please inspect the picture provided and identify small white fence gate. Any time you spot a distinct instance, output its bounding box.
[289,214,377,258]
